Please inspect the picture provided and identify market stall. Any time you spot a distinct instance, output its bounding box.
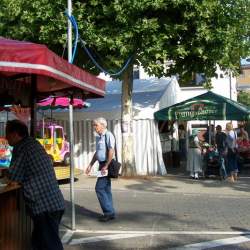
[154,91,250,176]
[0,37,105,249]
[237,139,250,163]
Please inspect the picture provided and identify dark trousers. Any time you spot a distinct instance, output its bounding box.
[31,210,64,250]
[227,149,238,174]
[179,139,186,161]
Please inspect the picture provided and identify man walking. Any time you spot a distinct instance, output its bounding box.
[85,117,116,222]
[6,120,65,250]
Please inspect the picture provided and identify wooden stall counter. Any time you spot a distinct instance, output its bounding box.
[0,183,32,250]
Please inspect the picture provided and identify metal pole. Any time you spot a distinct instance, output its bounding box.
[30,75,37,137]
[42,112,45,138]
[229,71,232,100]
[69,101,75,231]
[67,0,75,231]
[208,120,211,145]
[229,71,233,123]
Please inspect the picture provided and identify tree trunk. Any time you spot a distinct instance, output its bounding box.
[121,64,136,176]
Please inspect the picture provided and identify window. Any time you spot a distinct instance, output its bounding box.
[133,66,140,79]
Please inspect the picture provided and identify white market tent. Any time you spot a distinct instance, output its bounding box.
[53,77,181,175]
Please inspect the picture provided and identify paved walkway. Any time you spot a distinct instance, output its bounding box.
[60,173,250,249]
[61,172,250,197]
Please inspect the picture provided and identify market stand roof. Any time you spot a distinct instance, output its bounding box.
[0,37,105,100]
[154,91,250,121]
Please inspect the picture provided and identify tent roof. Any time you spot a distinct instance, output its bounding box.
[0,37,105,98]
[54,77,178,120]
[85,77,173,114]
[154,91,250,121]
[106,77,172,94]
[84,91,163,112]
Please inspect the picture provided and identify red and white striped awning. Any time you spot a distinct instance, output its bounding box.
[0,37,105,98]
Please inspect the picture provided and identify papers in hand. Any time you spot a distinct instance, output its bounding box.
[96,170,108,178]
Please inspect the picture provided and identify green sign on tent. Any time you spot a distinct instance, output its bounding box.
[154,91,250,121]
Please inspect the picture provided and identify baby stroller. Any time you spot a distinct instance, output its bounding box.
[204,147,221,178]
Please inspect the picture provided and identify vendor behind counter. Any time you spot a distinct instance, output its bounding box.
[4,119,65,250]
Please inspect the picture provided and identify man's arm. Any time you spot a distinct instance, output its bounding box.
[101,132,115,174]
[100,148,114,174]
[85,152,97,175]
[7,150,26,184]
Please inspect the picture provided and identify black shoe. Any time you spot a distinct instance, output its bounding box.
[99,214,115,222]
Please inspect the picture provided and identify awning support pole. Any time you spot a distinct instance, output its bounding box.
[30,74,37,137]
[208,120,211,145]
[69,98,75,231]
[67,0,75,231]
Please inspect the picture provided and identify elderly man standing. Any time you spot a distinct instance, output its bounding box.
[85,117,116,222]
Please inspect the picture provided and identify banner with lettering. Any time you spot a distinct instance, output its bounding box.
[154,91,250,121]
[168,100,226,120]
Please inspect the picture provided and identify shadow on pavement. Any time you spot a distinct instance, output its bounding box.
[120,173,250,195]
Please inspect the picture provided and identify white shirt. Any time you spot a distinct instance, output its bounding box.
[226,130,237,149]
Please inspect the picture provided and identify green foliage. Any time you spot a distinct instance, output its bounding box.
[238,90,250,107]
[0,0,249,79]
[203,80,213,90]
[0,0,67,54]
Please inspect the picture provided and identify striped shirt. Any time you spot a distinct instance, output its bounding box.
[8,137,65,216]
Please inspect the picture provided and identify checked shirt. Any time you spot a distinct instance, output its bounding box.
[8,137,65,216]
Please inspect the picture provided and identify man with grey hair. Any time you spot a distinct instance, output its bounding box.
[85,117,116,222]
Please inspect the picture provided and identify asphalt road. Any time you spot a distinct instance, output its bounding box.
[59,176,250,249]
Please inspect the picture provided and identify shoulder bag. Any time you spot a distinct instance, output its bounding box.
[105,133,121,178]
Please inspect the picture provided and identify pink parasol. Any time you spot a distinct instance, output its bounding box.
[37,96,90,110]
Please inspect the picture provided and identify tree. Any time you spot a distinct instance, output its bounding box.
[0,0,68,54]
[1,0,249,176]
[238,90,250,107]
